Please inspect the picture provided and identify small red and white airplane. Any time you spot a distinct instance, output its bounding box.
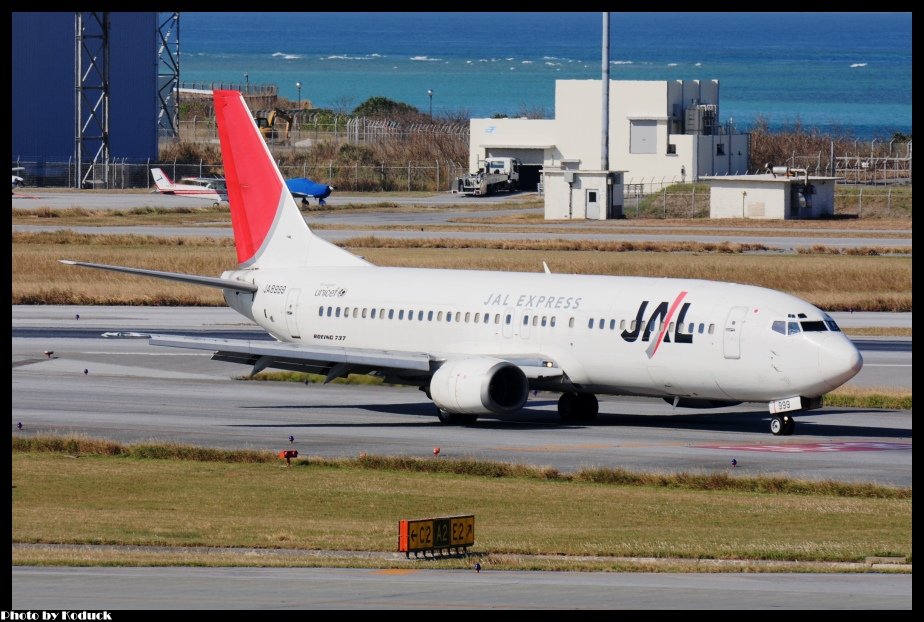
[150,167,228,206]
[63,90,863,436]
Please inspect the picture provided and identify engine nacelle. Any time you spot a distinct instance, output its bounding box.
[430,357,529,415]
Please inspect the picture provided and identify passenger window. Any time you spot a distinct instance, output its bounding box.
[494,314,500,324]
[688,322,694,334]
[505,314,512,325]
[772,321,785,335]
[532,316,539,326]
[388,309,394,319]
[523,315,530,325]
[362,308,368,318]
[474,313,481,323]
[427,311,433,321]
[465,312,471,323]
[353,308,359,318]
[327,306,332,317]
[446,311,453,322]
[569,317,575,328]
[541,316,547,327]
[620,319,625,331]
[668,322,674,333]
[371,309,377,319]
[398,310,404,320]
[587,318,594,329]
[698,323,704,334]
[550,316,556,327]
[609,319,615,330]
[380,308,385,319]
[318,306,324,317]
[456,313,462,323]
[335,307,341,318]
[438,311,443,321]
[708,324,715,335]
[630,320,637,332]
[787,321,801,335]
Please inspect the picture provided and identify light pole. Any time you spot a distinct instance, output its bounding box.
[296,81,302,108]
[244,73,249,93]
[427,89,433,119]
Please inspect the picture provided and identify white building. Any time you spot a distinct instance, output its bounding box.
[702,173,838,219]
[468,79,750,220]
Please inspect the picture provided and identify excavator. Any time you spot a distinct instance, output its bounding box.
[255,108,293,144]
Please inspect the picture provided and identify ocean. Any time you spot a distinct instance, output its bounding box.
[180,12,911,139]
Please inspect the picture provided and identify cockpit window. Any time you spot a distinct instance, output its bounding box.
[823,314,841,332]
[787,321,801,335]
[800,320,827,332]
[772,320,786,335]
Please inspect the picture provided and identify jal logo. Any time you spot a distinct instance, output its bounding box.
[620,292,692,358]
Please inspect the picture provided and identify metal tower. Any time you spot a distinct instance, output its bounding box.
[157,12,180,139]
[75,11,110,188]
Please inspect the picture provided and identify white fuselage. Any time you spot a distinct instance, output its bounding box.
[222,265,861,403]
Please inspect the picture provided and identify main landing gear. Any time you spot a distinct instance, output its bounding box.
[558,392,599,422]
[436,410,478,426]
[770,414,796,436]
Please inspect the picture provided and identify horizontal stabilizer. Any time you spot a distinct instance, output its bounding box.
[58,260,258,293]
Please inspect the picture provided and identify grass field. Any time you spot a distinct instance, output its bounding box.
[11,232,912,311]
[11,439,912,570]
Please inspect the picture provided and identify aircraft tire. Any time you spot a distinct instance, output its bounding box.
[782,416,796,436]
[437,409,462,425]
[558,392,580,421]
[576,393,599,421]
[770,415,785,436]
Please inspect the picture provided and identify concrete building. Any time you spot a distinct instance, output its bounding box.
[468,79,749,220]
[702,172,838,219]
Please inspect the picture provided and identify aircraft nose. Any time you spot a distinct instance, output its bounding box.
[818,337,863,390]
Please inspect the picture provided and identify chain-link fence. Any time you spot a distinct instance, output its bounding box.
[9,158,471,193]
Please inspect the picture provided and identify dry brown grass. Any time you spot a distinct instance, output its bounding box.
[12,233,911,311]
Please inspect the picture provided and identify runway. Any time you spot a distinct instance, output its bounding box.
[12,190,912,251]
[12,306,912,487]
[11,567,911,610]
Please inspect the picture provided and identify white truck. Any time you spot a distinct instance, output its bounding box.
[455,157,521,196]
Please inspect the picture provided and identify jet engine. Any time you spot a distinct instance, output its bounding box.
[430,357,529,415]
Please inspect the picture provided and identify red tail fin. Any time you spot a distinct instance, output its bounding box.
[213,90,369,269]
[214,90,287,265]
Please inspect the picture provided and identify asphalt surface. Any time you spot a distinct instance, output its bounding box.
[11,567,911,610]
[11,306,912,487]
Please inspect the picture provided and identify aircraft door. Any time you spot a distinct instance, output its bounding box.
[502,308,514,339]
[518,309,531,340]
[285,288,302,339]
[723,306,748,359]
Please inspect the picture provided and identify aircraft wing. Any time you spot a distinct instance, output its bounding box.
[148,334,563,382]
[149,334,433,381]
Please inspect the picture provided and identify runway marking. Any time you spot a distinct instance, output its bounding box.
[372,569,420,575]
[862,364,912,367]
[698,442,912,453]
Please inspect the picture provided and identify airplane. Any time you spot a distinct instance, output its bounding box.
[150,167,228,206]
[286,177,334,206]
[12,167,24,192]
[61,90,863,436]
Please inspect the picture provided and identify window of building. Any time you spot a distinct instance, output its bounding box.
[667,143,677,155]
[716,143,726,156]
